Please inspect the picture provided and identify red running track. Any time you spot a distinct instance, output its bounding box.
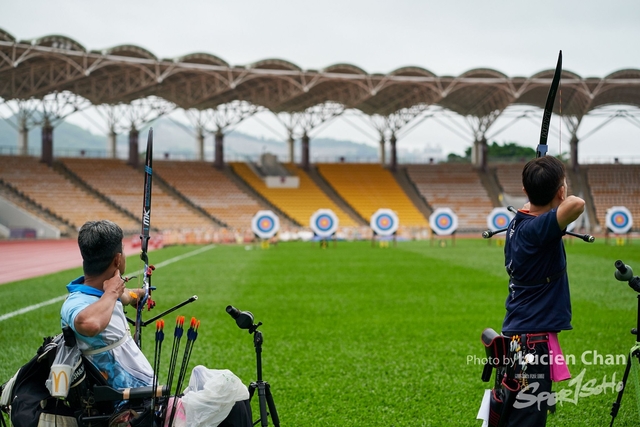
[0,239,142,285]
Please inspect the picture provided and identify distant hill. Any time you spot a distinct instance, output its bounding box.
[0,116,442,162]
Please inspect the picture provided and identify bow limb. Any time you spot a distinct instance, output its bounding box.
[537,50,562,158]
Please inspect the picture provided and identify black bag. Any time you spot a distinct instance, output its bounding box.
[2,336,76,427]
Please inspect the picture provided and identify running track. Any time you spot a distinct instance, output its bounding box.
[0,239,142,285]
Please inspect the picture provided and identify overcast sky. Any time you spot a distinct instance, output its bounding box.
[2,0,640,161]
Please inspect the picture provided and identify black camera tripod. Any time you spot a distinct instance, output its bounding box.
[609,260,640,426]
[226,306,280,427]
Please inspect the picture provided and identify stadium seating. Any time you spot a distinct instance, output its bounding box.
[60,158,216,231]
[0,156,138,232]
[154,160,265,231]
[230,162,357,227]
[405,164,494,231]
[586,164,640,230]
[494,162,574,197]
[317,163,428,227]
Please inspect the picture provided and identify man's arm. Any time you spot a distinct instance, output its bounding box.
[74,270,124,337]
[557,195,585,230]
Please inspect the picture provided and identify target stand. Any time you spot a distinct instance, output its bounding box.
[429,208,458,247]
[605,206,634,246]
[370,209,399,248]
[252,210,280,250]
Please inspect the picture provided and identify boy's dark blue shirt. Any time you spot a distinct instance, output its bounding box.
[502,208,572,335]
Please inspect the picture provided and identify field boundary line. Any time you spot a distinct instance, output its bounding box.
[0,245,216,323]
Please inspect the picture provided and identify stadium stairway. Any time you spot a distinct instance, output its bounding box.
[53,161,140,228]
[405,163,494,231]
[305,166,367,225]
[316,163,428,227]
[60,158,218,232]
[0,180,75,236]
[229,162,357,227]
[584,164,640,232]
[221,165,299,228]
[0,156,139,234]
[391,167,433,220]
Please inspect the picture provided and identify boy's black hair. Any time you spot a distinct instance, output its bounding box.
[522,156,566,206]
[78,220,123,276]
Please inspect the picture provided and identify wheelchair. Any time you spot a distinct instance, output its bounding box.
[0,329,251,427]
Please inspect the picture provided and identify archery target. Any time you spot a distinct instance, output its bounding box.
[310,209,339,238]
[251,210,280,239]
[429,208,458,236]
[606,206,633,234]
[370,209,399,236]
[486,208,514,232]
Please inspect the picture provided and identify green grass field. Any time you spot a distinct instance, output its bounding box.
[1,239,640,426]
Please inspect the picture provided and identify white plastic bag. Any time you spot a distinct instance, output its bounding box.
[181,366,249,427]
[45,338,80,398]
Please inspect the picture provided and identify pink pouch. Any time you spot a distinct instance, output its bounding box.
[164,396,187,427]
[548,332,571,382]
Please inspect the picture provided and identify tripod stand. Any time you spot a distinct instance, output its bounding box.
[248,323,280,427]
[226,306,280,427]
[610,260,640,426]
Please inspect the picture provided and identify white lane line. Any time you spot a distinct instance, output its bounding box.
[0,245,216,322]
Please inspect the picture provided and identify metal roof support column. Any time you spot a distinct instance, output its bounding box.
[300,132,310,170]
[389,133,397,171]
[128,126,139,168]
[18,115,28,156]
[214,130,224,169]
[41,118,53,166]
[108,127,117,159]
[288,134,295,164]
[196,126,205,161]
[569,134,579,171]
[471,137,488,171]
[379,135,386,166]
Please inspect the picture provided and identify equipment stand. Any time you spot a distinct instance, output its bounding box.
[248,325,280,427]
[610,294,640,426]
[610,260,640,426]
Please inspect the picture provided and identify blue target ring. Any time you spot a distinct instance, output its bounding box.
[315,214,334,232]
[376,214,393,231]
[436,214,453,229]
[612,212,629,228]
[491,213,510,229]
[256,216,275,233]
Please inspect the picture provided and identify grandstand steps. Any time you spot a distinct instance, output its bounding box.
[477,167,502,207]
[392,167,433,220]
[305,166,367,226]
[0,181,74,236]
[222,165,300,227]
[151,168,229,229]
[52,161,144,231]
[566,166,598,231]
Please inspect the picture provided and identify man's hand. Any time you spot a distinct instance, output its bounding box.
[122,288,145,307]
[103,269,125,300]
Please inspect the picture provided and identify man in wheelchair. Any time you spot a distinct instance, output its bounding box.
[1,220,251,427]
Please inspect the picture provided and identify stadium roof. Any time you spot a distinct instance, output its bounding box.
[1,28,640,119]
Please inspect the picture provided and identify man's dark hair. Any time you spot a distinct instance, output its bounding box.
[78,220,123,276]
[522,156,566,206]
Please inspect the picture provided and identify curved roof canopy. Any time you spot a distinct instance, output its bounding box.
[1,28,639,117]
